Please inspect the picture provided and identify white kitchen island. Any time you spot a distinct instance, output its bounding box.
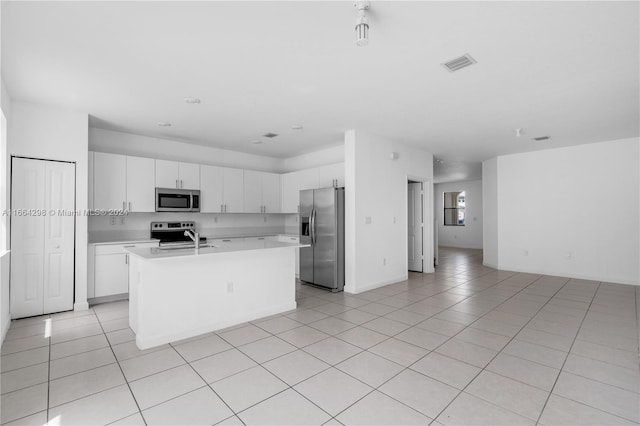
[126,240,307,350]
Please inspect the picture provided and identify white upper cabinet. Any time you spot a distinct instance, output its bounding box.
[223,168,244,212]
[244,170,281,213]
[317,163,345,188]
[88,152,94,211]
[94,152,127,211]
[201,165,245,213]
[155,160,200,189]
[281,172,300,213]
[262,172,281,213]
[126,156,155,212]
[200,165,224,212]
[243,170,263,213]
[94,152,156,212]
[179,162,200,189]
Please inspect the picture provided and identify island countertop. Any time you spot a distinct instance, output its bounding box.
[126,239,309,260]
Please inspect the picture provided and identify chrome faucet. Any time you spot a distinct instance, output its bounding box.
[184,229,200,249]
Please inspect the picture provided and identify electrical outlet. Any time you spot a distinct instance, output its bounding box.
[523,249,529,256]
[227,282,234,293]
[214,216,218,223]
[264,216,267,223]
[392,216,396,224]
[119,216,125,225]
[365,216,372,224]
[382,258,387,265]
[110,216,116,226]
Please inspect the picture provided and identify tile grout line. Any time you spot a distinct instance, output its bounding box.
[399,275,575,424]
[94,308,148,426]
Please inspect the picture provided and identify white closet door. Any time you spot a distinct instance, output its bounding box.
[10,158,46,318]
[11,158,75,318]
[43,161,75,314]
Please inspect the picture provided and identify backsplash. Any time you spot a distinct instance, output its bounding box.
[89,212,297,238]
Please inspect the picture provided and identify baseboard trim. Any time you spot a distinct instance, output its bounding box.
[73,302,90,311]
[345,274,408,294]
[497,264,639,287]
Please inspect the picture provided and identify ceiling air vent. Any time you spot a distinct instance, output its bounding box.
[441,54,477,72]
[533,136,550,141]
[263,132,278,138]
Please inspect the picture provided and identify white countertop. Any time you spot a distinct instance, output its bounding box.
[127,240,309,260]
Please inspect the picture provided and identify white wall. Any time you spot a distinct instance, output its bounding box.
[90,128,283,173]
[484,137,639,285]
[0,79,11,344]
[9,101,90,310]
[482,158,499,268]
[344,130,434,294]
[435,180,483,249]
[280,144,344,173]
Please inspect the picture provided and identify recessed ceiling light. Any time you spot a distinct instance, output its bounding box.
[184,97,201,104]
[291,125,304,130]
[263,132,278,138]
[251,140,263,144]
[157,121,172,127]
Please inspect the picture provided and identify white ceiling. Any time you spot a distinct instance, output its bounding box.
[2,1,638,182]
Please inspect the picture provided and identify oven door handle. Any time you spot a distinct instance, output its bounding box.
[189,192,194,212]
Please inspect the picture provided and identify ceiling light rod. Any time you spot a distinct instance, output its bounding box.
[354,1,370,47]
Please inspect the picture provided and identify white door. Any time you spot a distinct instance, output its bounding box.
[126,156,155,212]
[408,182,423,272]
[11,158,75,318]
[42,161,75,314]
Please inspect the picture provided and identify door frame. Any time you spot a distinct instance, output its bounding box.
[406,175,434,274]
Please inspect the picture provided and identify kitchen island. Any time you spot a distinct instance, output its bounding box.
[126,240,307,349]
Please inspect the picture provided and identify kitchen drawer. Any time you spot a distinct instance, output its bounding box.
[94,241,158,255]
[278,235,299,243]
[244,236,276,242]
[210,237,245,244]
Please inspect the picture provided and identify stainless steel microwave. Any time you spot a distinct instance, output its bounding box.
[155,188,200,212]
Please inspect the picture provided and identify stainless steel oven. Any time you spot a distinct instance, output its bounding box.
[155,188,200,212]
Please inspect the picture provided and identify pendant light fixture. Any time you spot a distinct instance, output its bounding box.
[354,1,370,47]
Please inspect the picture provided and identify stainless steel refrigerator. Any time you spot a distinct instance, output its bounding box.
[299,187,345,292]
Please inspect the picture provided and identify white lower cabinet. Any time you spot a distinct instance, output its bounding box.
[90,241,159,299]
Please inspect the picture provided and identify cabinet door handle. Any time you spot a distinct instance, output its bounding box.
[222,239,231,242]
[181,180,184,188]
[128,202,131,211]
[124,245,135,248]
[125,254,128,264]
[122,201,125,210]
[225,204,227,212]
[221,204,224,212]
[175,179,178,188]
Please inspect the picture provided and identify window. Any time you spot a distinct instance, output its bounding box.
[444,191,465,226]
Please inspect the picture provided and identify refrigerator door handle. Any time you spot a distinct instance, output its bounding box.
[311,208,316,246]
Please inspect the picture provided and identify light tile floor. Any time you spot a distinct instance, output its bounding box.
[2,248,639,425]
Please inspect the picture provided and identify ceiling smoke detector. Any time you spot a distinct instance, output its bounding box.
[263,132,278,138]
[533,136,551,141]
[291,125,304,130]
[157,121,172,127]
[184,97,201,104]
[441,54,477,72]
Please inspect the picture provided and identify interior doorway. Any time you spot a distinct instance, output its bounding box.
[407,180,423,272]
